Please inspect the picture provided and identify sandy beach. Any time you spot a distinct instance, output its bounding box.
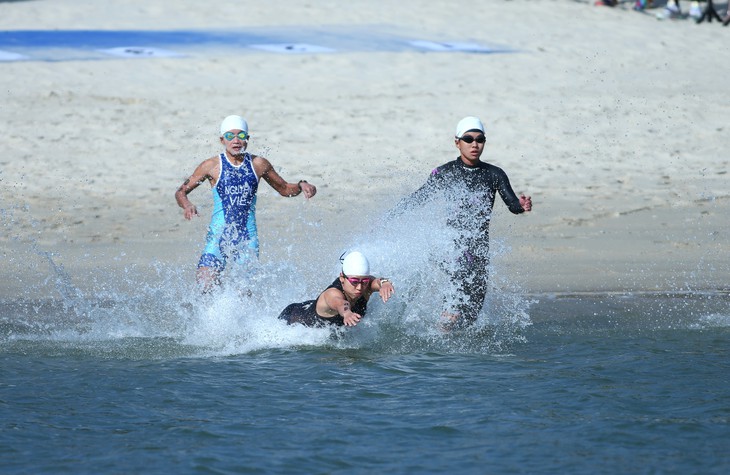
[1,0,728,298]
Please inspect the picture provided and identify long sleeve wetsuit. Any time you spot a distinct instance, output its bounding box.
[398,157,525,324]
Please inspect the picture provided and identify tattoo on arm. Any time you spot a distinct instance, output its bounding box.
[183,176,210,191]
[177,179,191,194]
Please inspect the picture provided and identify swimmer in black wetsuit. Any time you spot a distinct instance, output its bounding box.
[278,251,395,327]
[392,116,532,328]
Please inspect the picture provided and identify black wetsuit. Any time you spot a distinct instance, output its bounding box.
[400,157,525,324]
[278,278,368,327]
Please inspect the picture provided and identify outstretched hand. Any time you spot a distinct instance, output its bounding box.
[343,311,362,326]
[378,281,394,303]
[520,194,532,212]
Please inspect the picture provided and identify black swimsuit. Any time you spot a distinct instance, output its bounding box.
[278,278,368,327]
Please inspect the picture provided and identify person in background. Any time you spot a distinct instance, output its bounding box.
[278,251,394,327]
[654,0,703,20]
[175,115,317,291]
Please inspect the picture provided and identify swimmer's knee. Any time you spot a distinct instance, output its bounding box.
[196,266,221,293]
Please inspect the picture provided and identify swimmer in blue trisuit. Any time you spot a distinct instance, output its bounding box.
[390,116,532,328]
[175,115,318,291]
[278,251,395,327]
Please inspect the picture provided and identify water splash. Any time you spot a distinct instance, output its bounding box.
[1,191,537,357]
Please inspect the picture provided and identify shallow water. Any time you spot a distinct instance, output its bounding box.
[3,195,729,473]
[2,287,729,475]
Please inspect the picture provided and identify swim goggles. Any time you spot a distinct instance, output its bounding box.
[223,131,249,141]
[342,274,372,287]
[458,135,486,144]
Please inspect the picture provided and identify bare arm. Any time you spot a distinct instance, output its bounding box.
[252,156,317,198]
[174,157,219,220]
[319,288,362,326]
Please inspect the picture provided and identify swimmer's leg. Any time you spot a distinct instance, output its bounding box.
[444,250,489,330]
[197,254,225,293]
[196,266,221,293]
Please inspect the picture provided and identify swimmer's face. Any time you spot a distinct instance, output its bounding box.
[455,130,485,162]
[340,274,371,298]
[220,129,248,156]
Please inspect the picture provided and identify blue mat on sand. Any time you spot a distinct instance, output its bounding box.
[0,25,514,62]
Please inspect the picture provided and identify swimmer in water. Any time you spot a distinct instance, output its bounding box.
[278,251,395,327]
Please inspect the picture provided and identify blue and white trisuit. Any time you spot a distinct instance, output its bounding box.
[197,152,259,271]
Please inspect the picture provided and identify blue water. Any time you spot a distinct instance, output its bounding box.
[2,269,729,474]
[2,191,728,474]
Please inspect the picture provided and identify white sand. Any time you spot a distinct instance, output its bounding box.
[1,0,728,297]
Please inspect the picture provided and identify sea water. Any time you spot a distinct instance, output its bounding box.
[2,199,729,474]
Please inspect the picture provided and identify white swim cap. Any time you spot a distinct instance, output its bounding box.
[455,116,485,138]
[220,115,249,135]
[341,251,370,276]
